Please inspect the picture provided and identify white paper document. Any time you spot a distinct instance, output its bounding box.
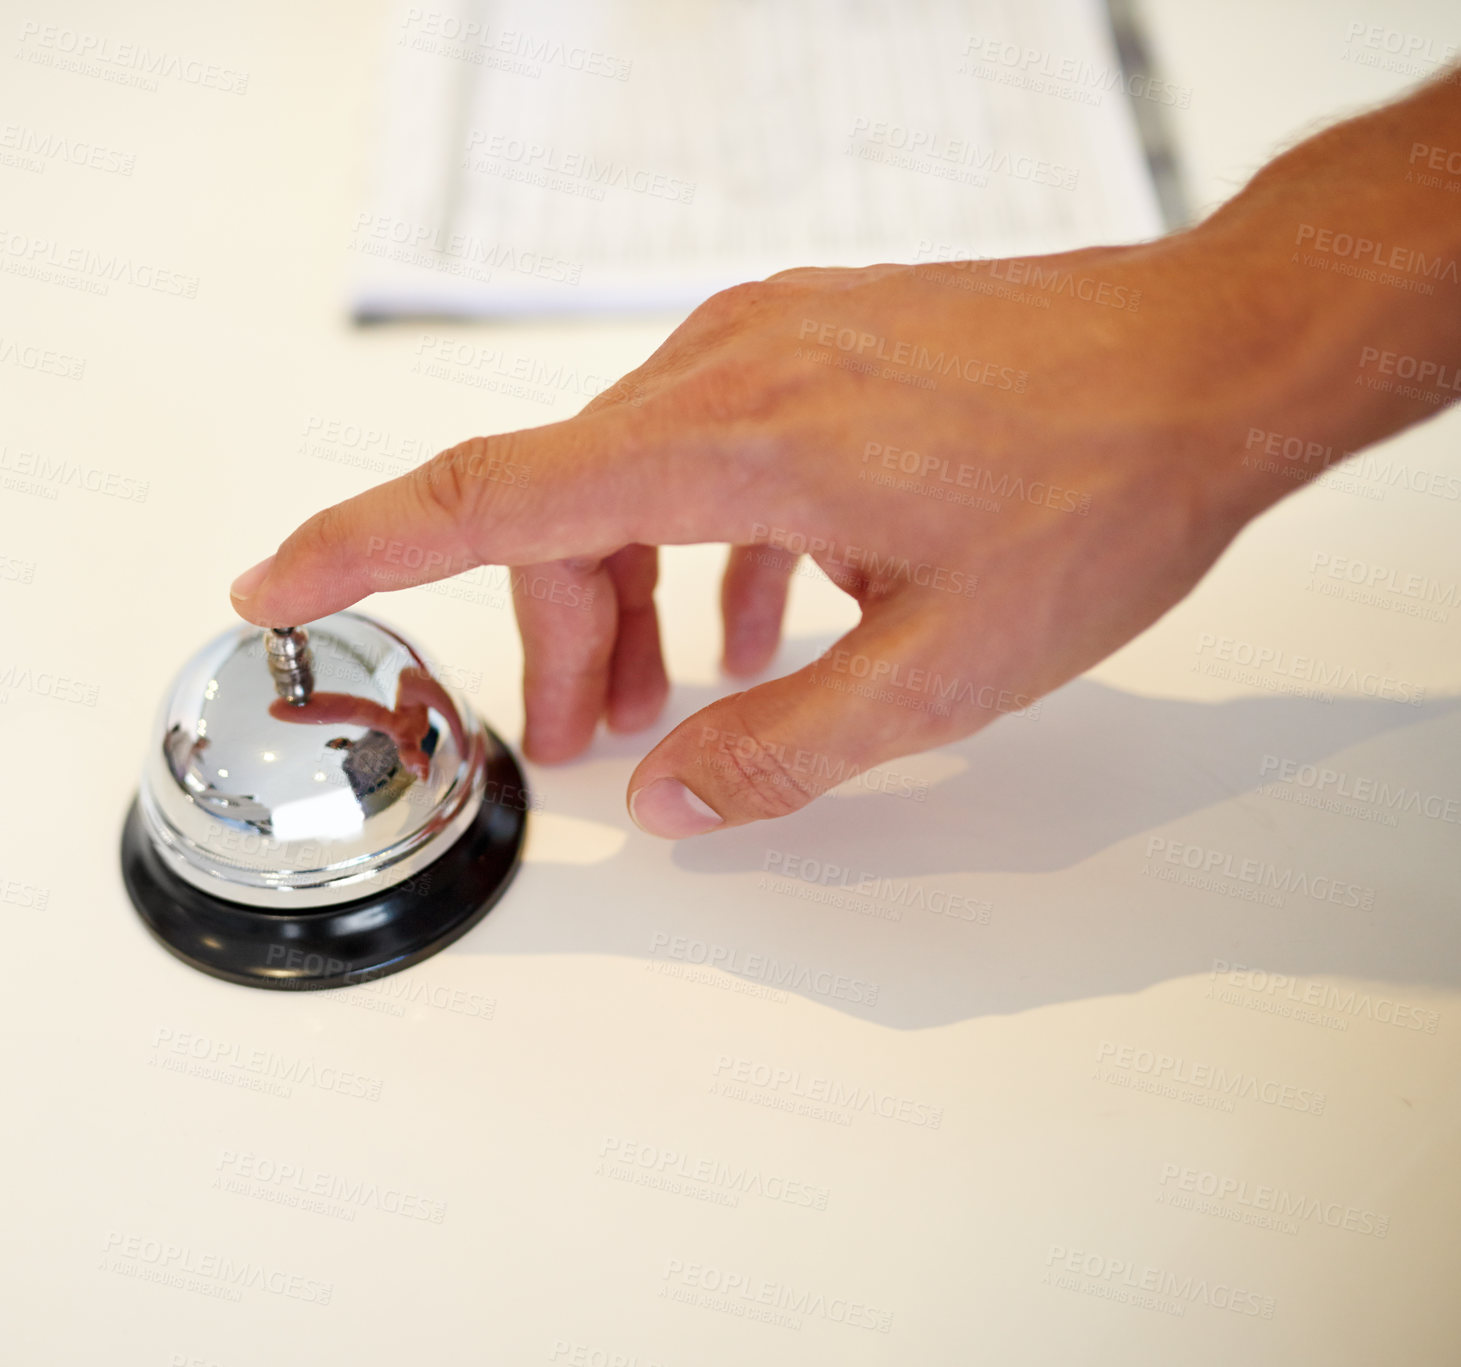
[354,0,1166,316]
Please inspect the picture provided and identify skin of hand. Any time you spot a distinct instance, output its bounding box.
[230,75,1461,839]
[267,668,467,781]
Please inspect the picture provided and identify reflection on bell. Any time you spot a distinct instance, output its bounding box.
[119,611,527,990]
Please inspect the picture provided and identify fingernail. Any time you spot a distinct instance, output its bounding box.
[230,554,275,601]
[629,778,723,839]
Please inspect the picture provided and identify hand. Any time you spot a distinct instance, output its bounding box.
[232,228,1290,837]
[231,75,1461,836]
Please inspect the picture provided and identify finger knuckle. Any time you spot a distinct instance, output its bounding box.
[284,500,347,567]
[413,437,498,540]
[712,278,767,310]
[707,717,819,820]
[694,278,780,327]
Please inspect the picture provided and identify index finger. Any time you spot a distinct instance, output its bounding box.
[228,408,743,627]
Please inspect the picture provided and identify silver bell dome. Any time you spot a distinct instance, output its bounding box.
[139,611,490,910]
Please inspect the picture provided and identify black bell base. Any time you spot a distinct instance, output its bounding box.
[120,746,528,991]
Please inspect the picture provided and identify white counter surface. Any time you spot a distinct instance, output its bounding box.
[3,2,1459,1362]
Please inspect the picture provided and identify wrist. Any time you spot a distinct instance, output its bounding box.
[1177,82,1461,520]
[1175,209,1382,522]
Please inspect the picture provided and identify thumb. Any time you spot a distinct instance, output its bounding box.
[626,609,957,838]
[228,412,737,627]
